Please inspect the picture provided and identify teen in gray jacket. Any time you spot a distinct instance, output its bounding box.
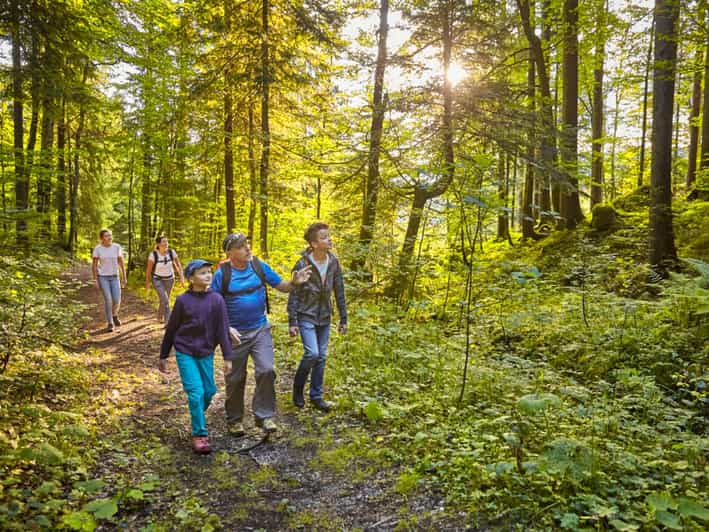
[287,222,347,411]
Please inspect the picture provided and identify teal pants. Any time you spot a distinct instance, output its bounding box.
[175,352,216,436]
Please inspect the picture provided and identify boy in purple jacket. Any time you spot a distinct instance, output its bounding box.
[159,259,235,454]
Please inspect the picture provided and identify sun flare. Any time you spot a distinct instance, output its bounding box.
[446,62,467,86]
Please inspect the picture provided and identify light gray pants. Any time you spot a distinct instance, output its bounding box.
[224,325,276,423]
[152,276,174,322]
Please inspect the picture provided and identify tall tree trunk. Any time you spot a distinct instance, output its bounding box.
[68,63,88,254]
[247,103,257,241]
[56,97,66,241]
[387,1,456,300]
[673,46,682,165]
[353,0,389,276]
[140,132,153,250]
[11,0,27,240]
[649,0,679,272]
[224,88,235,233]
[223,0,236,234]
[37,98,54,234]
[259,0,270,258]
[523,53,538,239]
[517,0,555,218]
[25,23,40,210]
[686,30,704,187]
[539,0,553,215]
[700,8,709,172]
[497,151,511,242]
[590,0,607,207]
[560,0,583,229]
[610,88,622,199]
[127,138,137,270]
[639,16,655,187]
[1,104,7,234]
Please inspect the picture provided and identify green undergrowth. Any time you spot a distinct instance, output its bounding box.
[0,252,105,529]
[325,202,708,529]
[0,252,178,531]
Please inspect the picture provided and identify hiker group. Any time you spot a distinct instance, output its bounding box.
[91,222,347,455]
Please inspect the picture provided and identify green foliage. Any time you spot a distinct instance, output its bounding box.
[325,216,708,528]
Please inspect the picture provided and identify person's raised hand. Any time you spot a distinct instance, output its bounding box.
[292,265,312,285]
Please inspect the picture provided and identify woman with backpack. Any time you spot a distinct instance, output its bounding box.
[145,235,185,323]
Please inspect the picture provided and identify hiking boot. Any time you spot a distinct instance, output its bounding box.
[107,324,114,332]
[227,422,245,437]
[293,382,305,408]
[257,418,278,433]
[293,363,308,408]
[311,398,332,412]
[112,316,122,326]
[192,436,212,455]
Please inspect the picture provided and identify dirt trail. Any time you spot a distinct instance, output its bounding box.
[74,265,453,531]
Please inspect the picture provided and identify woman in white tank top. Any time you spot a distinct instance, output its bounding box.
[144,235,185,323]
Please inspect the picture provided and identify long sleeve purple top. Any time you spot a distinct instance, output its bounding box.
[160,289,234,360]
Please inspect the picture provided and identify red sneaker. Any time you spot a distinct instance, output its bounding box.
[192,436,212,455]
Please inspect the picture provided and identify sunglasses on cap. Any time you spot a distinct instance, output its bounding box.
[222,233,249,252]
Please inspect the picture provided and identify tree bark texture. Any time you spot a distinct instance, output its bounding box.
[590,0,607,207]
[57,98,66,240]
[388,1,456,300]
[523,54,537,239]
[11,0,27,239]
[686,43,703,187]
[259,0,270,258]
[560,0,583,229]
[223,0,236,234]
[700,7,709,172]
[649,0,679,271]
[354,0,389,276]
[247,103,257,241]
[517,0,556,217]
[639,16,654,187]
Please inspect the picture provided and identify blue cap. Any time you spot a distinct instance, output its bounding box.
[184,259,213,278]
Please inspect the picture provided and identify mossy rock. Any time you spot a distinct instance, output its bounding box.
[613,185,650,212]
[591,204,618,231]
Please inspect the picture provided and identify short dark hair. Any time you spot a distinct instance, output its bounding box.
[155,235,167,244]
[304,222,329,244]
[99,229,111,238]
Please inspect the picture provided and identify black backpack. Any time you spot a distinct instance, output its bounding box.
[219,257,270,314]
[151,248,176,278]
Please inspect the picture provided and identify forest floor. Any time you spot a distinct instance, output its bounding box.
[75,265,465,531]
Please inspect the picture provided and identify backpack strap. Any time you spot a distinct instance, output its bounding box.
[150,250,158,277]
[251,257,270,314]
[219,257,270,314]
[151,249,175,278]
[220,262,232,297]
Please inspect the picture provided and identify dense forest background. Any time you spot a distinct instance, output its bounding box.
[0,0,707,530]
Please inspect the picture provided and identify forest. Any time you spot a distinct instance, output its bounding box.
[0,0,707,530]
